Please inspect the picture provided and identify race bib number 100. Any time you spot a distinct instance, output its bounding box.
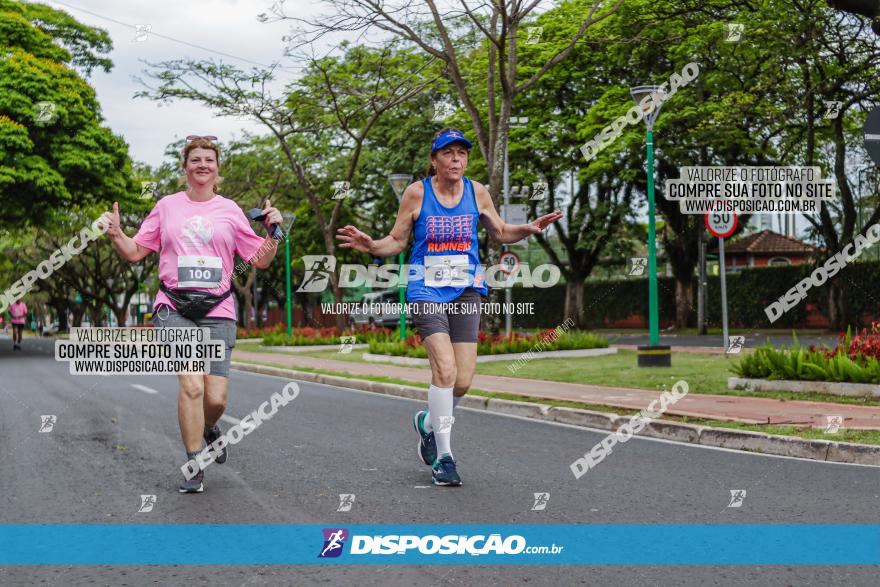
[177,255,222,288]
[425,254,470,287]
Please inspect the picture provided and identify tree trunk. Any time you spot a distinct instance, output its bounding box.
[828,281,851,331]
[242,290,254,329]
[564,279,585,329]
[305,295,317,327]
[232,267,256,329]
[331,276,346,330]
[675,275,694,329]
[53,304,68,331]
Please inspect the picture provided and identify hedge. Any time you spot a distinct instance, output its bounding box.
[506,260,880,329]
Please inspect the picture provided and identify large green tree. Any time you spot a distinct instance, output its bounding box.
[136,42,437,326]
[0,0,136,228]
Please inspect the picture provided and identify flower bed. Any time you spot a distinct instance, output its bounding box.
[367,329,609,359]
[261,324,396,346]
[237,324,285,339]
[731,325,880,384]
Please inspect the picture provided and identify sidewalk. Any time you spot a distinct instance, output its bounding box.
[232,349,880,430]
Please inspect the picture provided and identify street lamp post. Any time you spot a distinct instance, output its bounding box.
[133,265,144,325]
[388,173,412,342]
[106,277,115,327]
[504,116,529,337]
[282,212,296,336]
[630,85,671,367]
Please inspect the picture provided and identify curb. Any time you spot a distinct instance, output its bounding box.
[263,344,369,353]
[231,361,880,466]
[728,376,880,398]
[363,346,617,367]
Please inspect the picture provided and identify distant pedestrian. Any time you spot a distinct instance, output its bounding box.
[9,300,27,350]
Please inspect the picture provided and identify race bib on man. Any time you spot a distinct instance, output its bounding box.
[177,255,222,288]
[425,254,470,287]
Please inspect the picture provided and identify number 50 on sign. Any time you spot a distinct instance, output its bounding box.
[705,211,738,238]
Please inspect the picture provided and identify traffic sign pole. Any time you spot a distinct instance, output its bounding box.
[503,147,511,338]
[719,236,729,353]
[706,210,738,353]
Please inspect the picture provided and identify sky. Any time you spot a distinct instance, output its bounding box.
[42,0,325,168]
[36,0,811,238]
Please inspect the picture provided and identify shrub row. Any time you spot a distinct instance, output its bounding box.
[367,330,608,358]
[731,326,880,383]
[511,260,880,329]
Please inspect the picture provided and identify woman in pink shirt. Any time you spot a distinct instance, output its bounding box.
[9,300,27,350]
[104,136,282,493]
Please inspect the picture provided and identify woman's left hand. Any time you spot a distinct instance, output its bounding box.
[525,210,563,234]
[262,198,283,228]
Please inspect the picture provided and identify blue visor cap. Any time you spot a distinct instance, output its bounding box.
[431,130,473,152]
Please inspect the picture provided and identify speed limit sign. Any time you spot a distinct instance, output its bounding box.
[499,251,520,275]
[705,211,738,238]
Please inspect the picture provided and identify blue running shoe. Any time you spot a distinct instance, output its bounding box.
[413,411,437,466]
[432,455,462,487]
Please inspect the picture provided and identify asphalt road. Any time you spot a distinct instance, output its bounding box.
[1,335,879,586]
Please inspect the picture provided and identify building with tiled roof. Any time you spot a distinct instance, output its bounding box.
[710,229,815,271]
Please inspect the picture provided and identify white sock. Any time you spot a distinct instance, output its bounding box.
[425,394,464,432]
[428,384,454,459]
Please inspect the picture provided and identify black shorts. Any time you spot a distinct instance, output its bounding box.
[409,289,484,343]
[12,323,24,334]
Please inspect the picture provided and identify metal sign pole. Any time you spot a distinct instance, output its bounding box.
[503,146,512,337]
[697,229,706,335]
[719,236,729,353]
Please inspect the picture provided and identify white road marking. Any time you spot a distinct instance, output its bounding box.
[220,414,241,425]
[232,368,880,469]
[130,384,158,395]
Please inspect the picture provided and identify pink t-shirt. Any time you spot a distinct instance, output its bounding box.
[10,301,27,324]
[133,192,266,320]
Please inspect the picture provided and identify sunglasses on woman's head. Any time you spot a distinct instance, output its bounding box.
[186,135,218,142]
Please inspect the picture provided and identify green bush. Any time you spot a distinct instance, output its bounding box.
[367,330,608,358]
[575,260,880,329]
[262,325,397,346]
[731,330,880,383]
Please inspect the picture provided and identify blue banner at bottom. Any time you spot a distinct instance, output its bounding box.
[0,524,878,565]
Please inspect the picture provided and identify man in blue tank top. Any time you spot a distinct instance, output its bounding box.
[338,128,562,486]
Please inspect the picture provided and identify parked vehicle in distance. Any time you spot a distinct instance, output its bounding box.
[349,290,410,328]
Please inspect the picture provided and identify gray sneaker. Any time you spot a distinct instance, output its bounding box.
[179,468,204,493]
[204,424,227,464]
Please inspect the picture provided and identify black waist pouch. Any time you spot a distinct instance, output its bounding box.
[159,282,233,321]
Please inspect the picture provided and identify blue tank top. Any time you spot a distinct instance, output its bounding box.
[406,176,488,302]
